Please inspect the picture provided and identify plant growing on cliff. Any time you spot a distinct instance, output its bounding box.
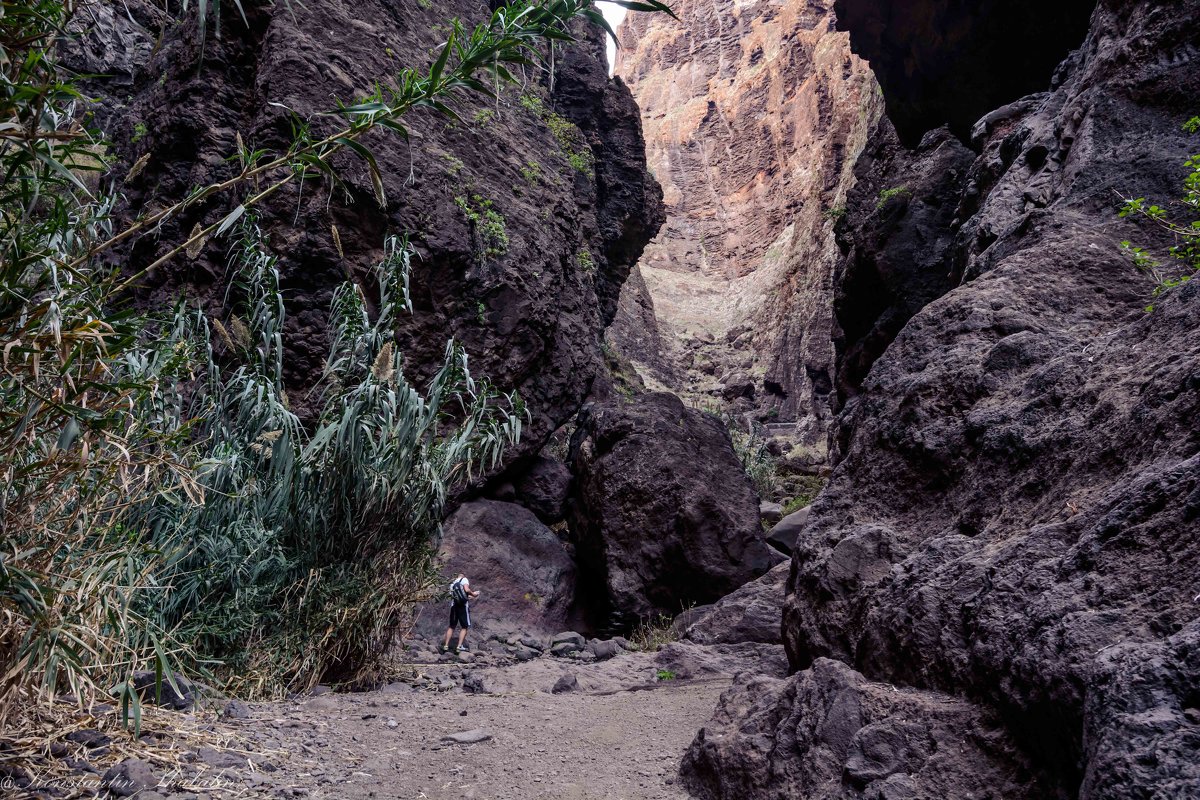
[58,0,671,288]
[455,193,510,258]
[520,159,544,184]
[876,185,911,209]
[576,248,596,274]
[520,93,595,177]
[1119,116,1200,303]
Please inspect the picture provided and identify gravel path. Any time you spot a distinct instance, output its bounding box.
[17,642,784,799]
[235,673,729,800]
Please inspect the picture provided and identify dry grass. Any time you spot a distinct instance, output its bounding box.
[0,695,276,798]
[629,613,680,653]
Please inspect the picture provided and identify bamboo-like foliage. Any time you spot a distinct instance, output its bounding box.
[1,0,203,726]
[132,224,525,695]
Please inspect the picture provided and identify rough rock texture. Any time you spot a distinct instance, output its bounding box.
[691,1,1200,798]
[612,0,883,452]
[681,658,1046,799]
[568,393,781,627]
[414,500,576,640]
[679,562,788,646]
[513,455,572,524]
[78,0,662,469]
[833,0,1098,145]
[832,122,975,403]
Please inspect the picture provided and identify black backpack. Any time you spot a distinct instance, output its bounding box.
[450,577,468,603]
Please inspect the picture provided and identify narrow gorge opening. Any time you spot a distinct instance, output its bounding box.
[606,0,1099,464]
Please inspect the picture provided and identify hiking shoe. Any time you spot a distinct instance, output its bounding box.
[458,643,469,652]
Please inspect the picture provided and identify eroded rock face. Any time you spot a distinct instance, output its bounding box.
[775,0,1200,795]
[681,658,1047,799]
[611,0,883,451]
[79,1,661,470]
[686,0,1200,797]
[514,455,571,524]
[568,393,781,626]
[832,123,975,403]
[415,500,576,640]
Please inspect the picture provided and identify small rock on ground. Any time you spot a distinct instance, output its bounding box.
[441,729,493,744]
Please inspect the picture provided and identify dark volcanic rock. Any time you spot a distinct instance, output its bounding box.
[680,562,788,646]
[514,455,572,524]
[833,123,975,403]
[681,658,1046,799]
[130,669,196,710]
[760,1,1200,798]
[415,500,575,640]
[102,759,159,797]
[833,0,1097,144]
[568,392,781,623]
[765,506,810,556]
[73,1,662,471]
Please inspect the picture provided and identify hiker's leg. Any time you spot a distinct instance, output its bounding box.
[457,627,467,647]
[443,627,454,649]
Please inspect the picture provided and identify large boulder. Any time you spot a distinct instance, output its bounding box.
[765,506,810,555]
[568,392,781,623]
[680,562,788,646]
[681,658,1047,799]
[416,500,576,640]
[514,455,572,524]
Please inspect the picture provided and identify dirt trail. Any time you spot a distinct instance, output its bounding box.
[91,643,787,800]
[236,672,728,800]
[10,639,784,799]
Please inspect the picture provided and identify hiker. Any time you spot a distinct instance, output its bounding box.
[441,572,480,654]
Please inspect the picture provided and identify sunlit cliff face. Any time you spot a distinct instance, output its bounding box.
[612,0,881,449]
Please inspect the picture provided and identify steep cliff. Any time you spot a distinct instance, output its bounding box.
[76,0,662,473]
[611,0,882,458]
[683,0,1200,797]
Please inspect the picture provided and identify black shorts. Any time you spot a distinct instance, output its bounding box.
[449,600,471,629]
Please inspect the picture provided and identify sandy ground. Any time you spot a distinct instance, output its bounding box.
[233,669,729,800]
[12,642,784,799]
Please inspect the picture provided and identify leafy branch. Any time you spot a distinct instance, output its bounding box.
[1118,116,1200,301]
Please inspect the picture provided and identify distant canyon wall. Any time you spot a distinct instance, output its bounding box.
[611,0,882,460]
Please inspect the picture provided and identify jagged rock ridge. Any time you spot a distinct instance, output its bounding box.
[683,0,1200,797]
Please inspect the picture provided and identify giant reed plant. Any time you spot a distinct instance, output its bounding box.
[0,0,204,726]
[134,224,525,695]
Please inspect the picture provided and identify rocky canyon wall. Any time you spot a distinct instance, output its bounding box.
[611,0,883,461]
[683,0,1200,797]
[75,0,662,475]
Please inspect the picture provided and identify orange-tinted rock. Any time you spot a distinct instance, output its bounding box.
[611,0,883,457]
